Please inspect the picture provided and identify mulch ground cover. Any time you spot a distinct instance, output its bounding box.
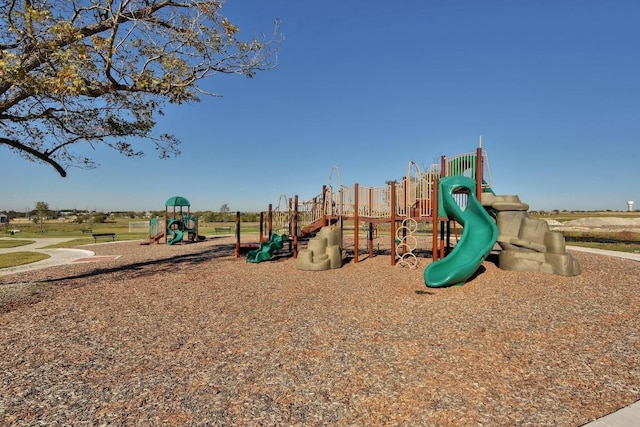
[0,239,638,426]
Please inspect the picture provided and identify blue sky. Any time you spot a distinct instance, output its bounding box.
[3,0,639,213]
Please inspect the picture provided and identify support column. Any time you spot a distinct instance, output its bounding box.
[321,185,327,226]
[268,204,273,240]
[476,140,484,200]
[431,177,439,261]
[368,187,374,259]
[390,181,397,266]
[354,183,359,264]
[235,211,241,257]
[293,195,299,259]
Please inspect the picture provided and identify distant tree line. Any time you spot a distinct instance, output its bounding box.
[0,209,262,223]
[529,209,622,215]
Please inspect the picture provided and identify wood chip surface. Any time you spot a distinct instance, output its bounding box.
[1,237,638,426]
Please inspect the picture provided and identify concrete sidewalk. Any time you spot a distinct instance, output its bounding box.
[0,238,95,276]
[567,245,640,262]
[581,401,640,427]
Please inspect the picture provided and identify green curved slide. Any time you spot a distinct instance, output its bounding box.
[424,176,498,288]
[166,218,184,245]
[246,234,288,263]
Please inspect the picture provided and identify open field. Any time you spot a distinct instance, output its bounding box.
[4,211,634,273]
[2,218,243,242]
[0,236,638,426]
[3,211,639,253]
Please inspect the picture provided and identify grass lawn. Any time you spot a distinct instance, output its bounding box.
[1,214,638,269]
[0,239,36,248]
[0,251,50,268]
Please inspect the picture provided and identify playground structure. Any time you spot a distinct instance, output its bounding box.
[243,139,580,285]
[143,196,200,245]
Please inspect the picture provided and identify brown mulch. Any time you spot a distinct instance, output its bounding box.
[0,238,638,426]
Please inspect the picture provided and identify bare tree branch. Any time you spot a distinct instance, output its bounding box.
[0,0,282,176]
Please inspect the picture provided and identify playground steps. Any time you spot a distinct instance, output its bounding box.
[140,232,165,246]
[300,217,338,237]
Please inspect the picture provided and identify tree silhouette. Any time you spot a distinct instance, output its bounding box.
[1,1,282,176]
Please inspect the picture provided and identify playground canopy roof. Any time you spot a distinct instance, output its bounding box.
[165,196,190,207]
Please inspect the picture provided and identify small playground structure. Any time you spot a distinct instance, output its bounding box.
[143,196,201,245]
[243,138,580,286]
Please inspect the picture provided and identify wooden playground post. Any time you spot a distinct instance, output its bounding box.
[267,204,273,240]
[440,155,447,178]
[293,195,299,259]
[259,211,265,242]
[390,181,397,266]
[321,185,328,227]
[475,144,484,200]
[353,183,359,264]
[287,197,293,253]
[431,176,439,261]
[234,211,241,257]
[393,176,413,256]
[445,220,451,256]
[440,223,445,259]
[163,206,168,244]
[368,187,374,259]
[288,197,293,237]
[439,155,448,259]
[368,223,374,259]
[402,176,407,218]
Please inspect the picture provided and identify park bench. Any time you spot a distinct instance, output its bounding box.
[214,226,232,234]
[92,233,116,243]
[81,228,93,234]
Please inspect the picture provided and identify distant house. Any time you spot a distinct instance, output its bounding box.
[0,214,8,224]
